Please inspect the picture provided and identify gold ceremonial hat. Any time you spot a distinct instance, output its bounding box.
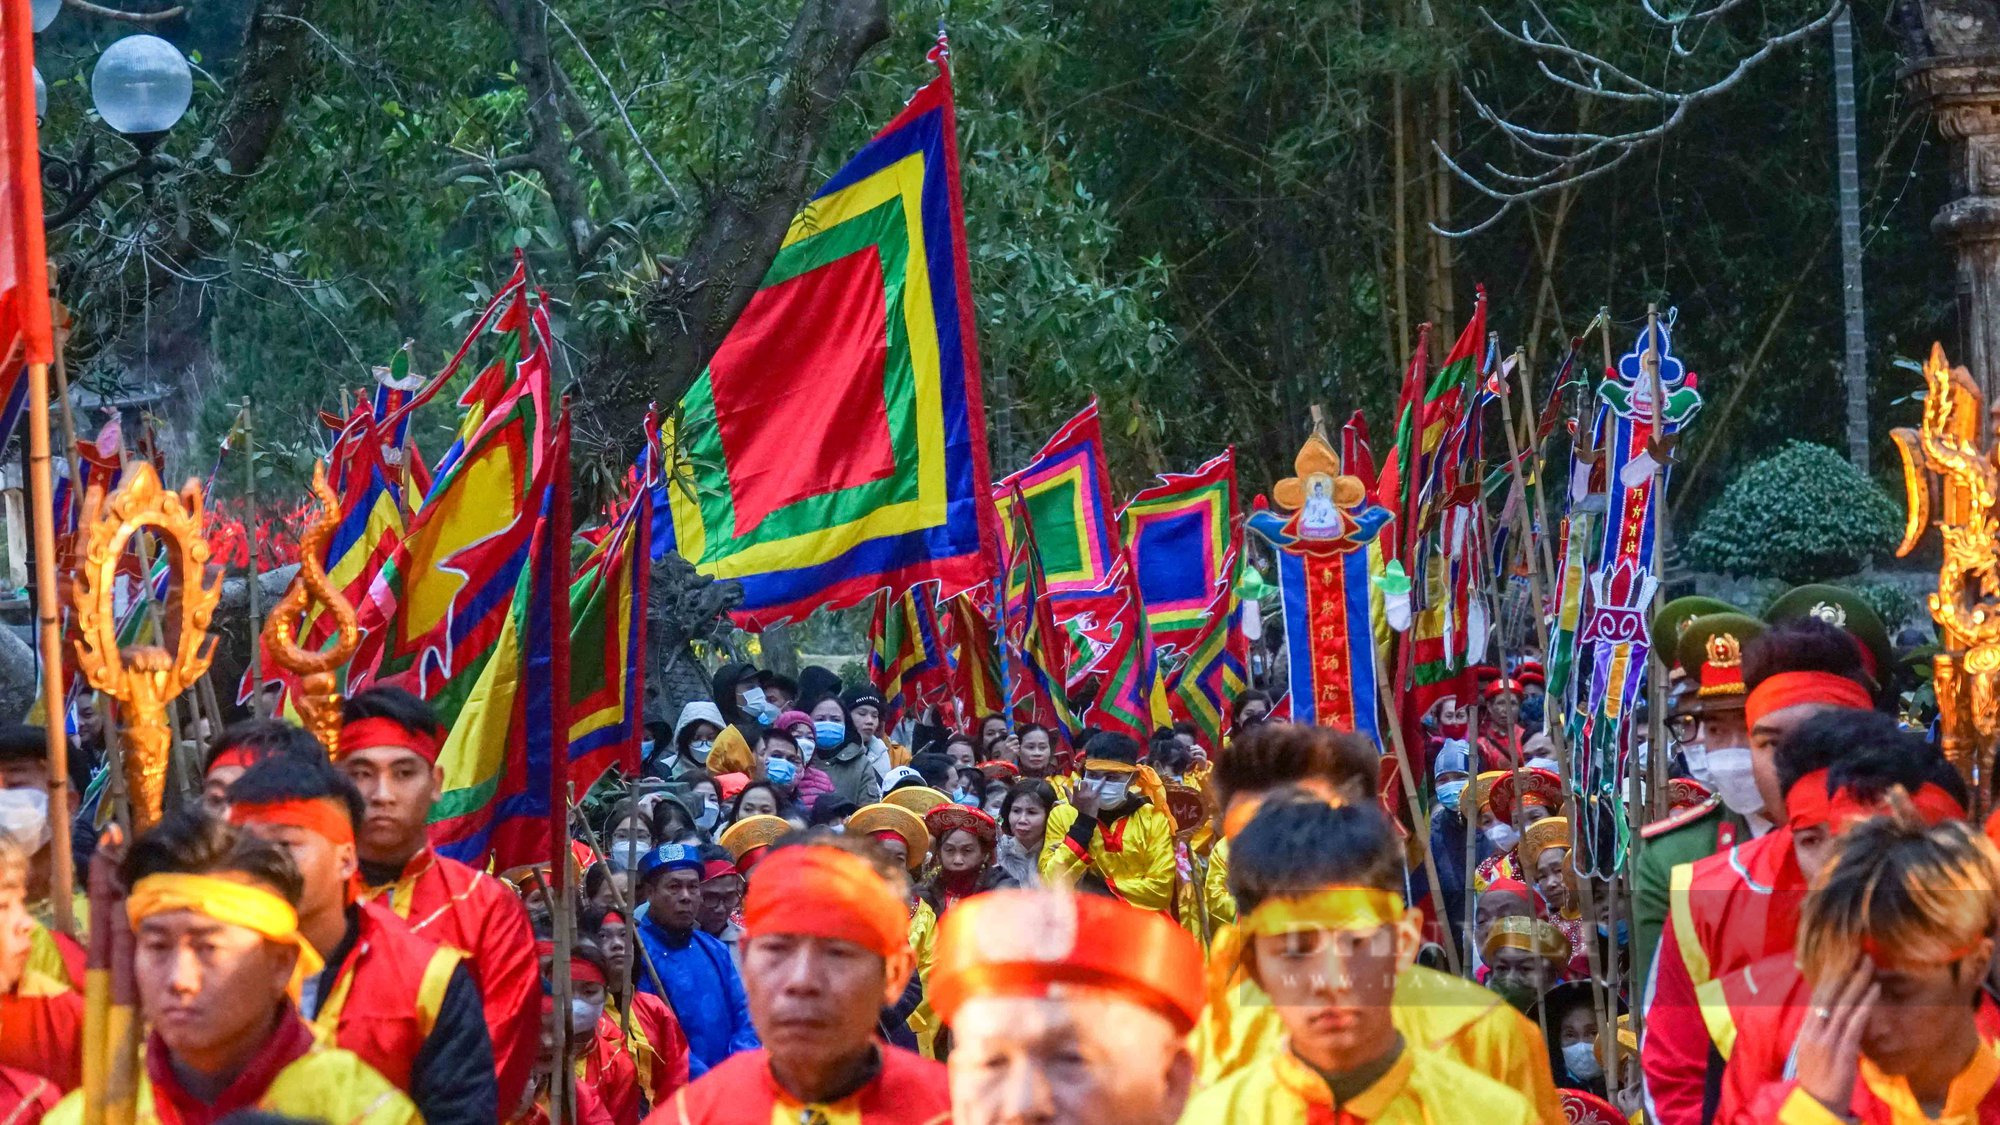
[1473,770,1507,812]
[717,814,792,864]
[1519,816,1570,873]
[884,785,953,819]
[1482,915,1569,964]
[846,803,931,870]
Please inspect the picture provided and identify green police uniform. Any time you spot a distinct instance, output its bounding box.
[1633,609,1764,990]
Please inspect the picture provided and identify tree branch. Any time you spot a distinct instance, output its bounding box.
[439,152,543,185]
[486,0,599,272]
[61,0,185,24]
[1436,0,1845,238]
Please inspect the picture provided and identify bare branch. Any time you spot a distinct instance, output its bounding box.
[439,152,542,184]
[538,0,681,209]
[1438,0,1845,238]
[60,0,185,24]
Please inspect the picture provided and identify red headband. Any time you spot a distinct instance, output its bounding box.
[1785,769,1966,834]
[533,940,607,988]
[338,717,441,765]
[228,799,356,847]
[205,747,262,777]
[1744,672,1874,730]
[601,911,625,928]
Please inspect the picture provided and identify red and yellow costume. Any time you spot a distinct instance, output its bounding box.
[0,1063,58,1125]
[650,846,950,1125]
[307,899,465,1089]
[1472,768,1562,891]
[580,1010,642,1125]
[344,716,542,1114]
[0,924,82,1091]
[922,805,997,916]
[1039,758,1177,913]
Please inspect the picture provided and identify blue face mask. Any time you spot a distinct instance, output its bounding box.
[765,758,799,786]
[1436,779,1467,812]
[814,721,846,749]
[1598,918,1630,945]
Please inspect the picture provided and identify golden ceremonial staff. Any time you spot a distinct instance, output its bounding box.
[261,462,360,755]
[1893,343,2000,806]
[71,462,221,1125]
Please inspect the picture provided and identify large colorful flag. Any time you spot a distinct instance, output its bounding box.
[1118,448,1238,655]
[654,47,998,627]
[0,0,50,375]
[868,582,947,717]
[993,402,1121,612]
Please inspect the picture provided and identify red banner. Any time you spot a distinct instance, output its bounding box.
[0,0,49,369]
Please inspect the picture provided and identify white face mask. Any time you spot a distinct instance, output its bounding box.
[794,736,816,765]
[0,788,50,851]
[569,995,606,1037]
[689,740,714,765]
[1484,822,1520,852]
[1680,742,1712,786]
[694,801,720,832]
[740,688,778,724]
[1704,746,1764,817]
[1093,778,1131,807]
[609,835,652,870]
[1562,1040,1603,1082]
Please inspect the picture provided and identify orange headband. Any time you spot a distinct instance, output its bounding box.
[1785,769,1966,834]
[337,717,441,765]
[742,845,908,960]
[1744,672,1873,729]
[228,799,356,847]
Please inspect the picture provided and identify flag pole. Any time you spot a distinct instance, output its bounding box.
[548,400,577,1125]
[28,355,71,933]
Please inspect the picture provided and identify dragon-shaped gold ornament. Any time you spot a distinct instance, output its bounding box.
[261,463,359,755]
[71,463,222,834]
[1893,343,2000,797]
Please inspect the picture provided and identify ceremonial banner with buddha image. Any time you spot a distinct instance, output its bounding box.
[655,50,998,628]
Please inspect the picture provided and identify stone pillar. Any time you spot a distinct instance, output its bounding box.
[1902,2,2000,401]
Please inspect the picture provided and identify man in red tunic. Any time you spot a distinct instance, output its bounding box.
[647,835,949,1124]
[1737,814,2000,1122]
[0,835,80,1093]
[337,686,539,1114]
[1689,717,1970,1122]
[228,744,498,1125]
[1641,620,1880,1125]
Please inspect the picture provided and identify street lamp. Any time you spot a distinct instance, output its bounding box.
[90,35,191,153]
[39,33,193,228]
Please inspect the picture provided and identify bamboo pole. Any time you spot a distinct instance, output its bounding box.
[27,359,71,933]
[242,401,263,707]
[1376,656,1461,976]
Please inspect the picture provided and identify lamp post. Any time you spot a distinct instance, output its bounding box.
[36,33,192,229]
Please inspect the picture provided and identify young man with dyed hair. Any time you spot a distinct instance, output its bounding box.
[335,686,539,1112]
[229,751,496,1125]
[43,810,419,1125]
[660,834,949,1123]
[1182,798,1535,1123]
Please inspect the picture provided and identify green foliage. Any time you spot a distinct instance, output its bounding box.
[1685,441,1902,583]
[1830,579,1923,634]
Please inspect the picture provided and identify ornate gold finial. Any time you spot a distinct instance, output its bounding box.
[71,463,222,834]
[262,464,359,756]
[1892,342,2000,801]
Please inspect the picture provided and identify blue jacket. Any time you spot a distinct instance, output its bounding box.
[633,914,759,1077]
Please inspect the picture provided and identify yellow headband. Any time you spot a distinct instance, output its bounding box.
[1241,887,1409,937]
[1481,915,1569,963]
[128,873,325,999]
[1082,758,1140,776]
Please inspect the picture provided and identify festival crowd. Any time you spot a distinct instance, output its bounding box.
[2,601,2000,1124]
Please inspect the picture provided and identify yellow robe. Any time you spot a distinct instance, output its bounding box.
[45,1045,419,1125]
[1188,964,1562,1124]
[906,899,940,1058]
[1179,1040,1538,1124]
[1040,801,1177,913]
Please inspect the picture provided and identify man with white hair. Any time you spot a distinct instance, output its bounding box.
[928,887,1204,1125]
